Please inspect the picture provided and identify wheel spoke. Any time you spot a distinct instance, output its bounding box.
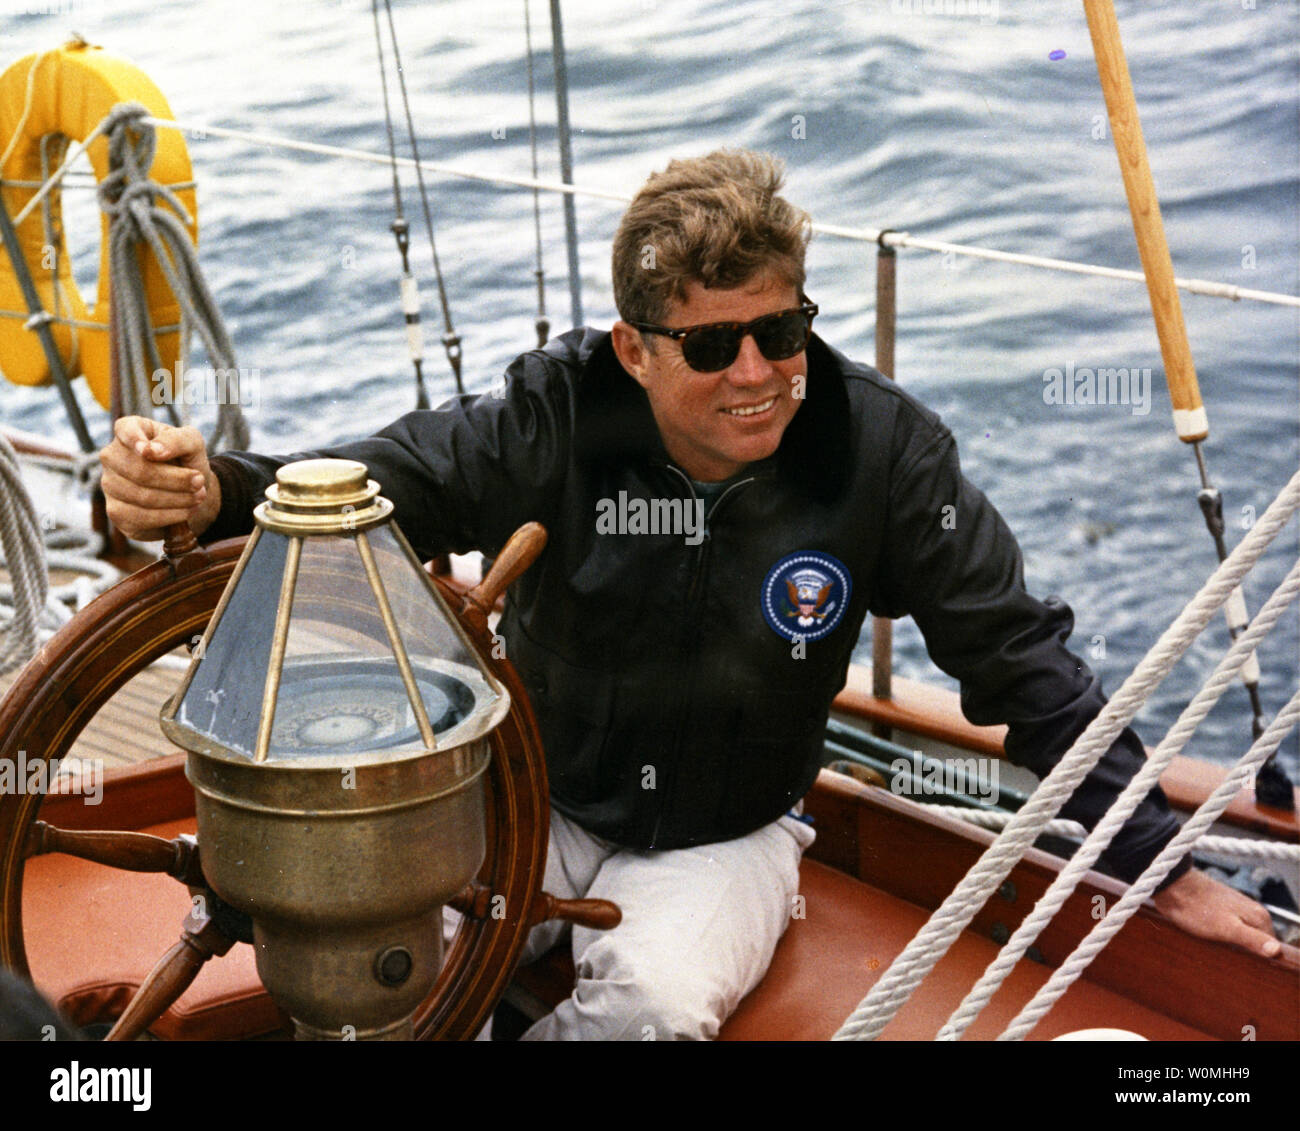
[24,822,203,884]
[527,890,621,932]
[105,905,236,1042]
[448,880,620,931]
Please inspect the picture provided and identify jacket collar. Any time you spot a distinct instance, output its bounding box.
[573,331,851,502]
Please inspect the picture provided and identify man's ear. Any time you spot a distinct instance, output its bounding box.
[611,321,652,389]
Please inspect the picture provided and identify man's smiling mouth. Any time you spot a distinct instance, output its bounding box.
[722,396,777,418]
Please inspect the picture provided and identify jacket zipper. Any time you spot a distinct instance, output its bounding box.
[647,466,755,846]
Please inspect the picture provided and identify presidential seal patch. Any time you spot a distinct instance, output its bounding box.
[761,551,852,643]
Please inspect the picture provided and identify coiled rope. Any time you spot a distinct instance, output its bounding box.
[833,466,1300,1041]
[0,432,47,675]
[97,103,248,451]
[0,434,122,676]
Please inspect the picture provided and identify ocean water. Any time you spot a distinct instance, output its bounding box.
[0,0,1296,776]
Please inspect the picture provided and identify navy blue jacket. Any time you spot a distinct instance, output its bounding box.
[207,328,1190,885]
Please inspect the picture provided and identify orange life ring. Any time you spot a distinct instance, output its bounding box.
[0,39,196,410]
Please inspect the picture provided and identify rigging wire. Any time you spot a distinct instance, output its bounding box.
[379,0,464,395]
[369,0,430,409]
[1192,445,1288,803]
[548,0,583,328]
[135,117,1300,310]
[523,0,549,348]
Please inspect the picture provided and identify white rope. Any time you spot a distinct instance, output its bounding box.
[0,50,55,175]
[137,116,1300,310]
[926,806,1300,864]
[819,225,1299,308]
[0,175,193,190]
[925,806,1088,839]
[998,685,1300,1041]
[936,553,1300,1041]
[1191,836,1300,864]
[0,309,181,333]
[832,468,1300,1041]
[11,116,113,229]
[141,116,634,203]
[0,432,48,675]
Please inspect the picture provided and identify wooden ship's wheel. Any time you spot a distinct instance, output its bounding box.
[0,522,610,1040]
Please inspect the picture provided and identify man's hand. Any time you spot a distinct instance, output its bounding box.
[99,416,222,542]
[1151,866,1282,959]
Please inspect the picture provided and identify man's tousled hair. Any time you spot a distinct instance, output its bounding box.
[611,150,811,327]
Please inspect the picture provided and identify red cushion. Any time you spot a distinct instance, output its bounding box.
[23,817,285,1040]
[719,859,1212,1040]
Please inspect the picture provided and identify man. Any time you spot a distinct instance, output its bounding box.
[100,150,1279,1040]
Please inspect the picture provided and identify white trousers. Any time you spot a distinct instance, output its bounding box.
[513,806,816,1041]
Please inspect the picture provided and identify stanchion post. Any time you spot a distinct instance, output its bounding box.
[870,235,897,736]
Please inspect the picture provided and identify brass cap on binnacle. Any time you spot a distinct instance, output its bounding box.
[254,459,394,534]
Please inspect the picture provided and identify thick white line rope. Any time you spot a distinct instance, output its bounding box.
[832,468,1300,1041]
[936,554,1300,1040]
[1188,836,1300,864]
[998,686,1300,1041]
[924,807,1300,865]
[134,116,1300,310]
[926,806,1089,838]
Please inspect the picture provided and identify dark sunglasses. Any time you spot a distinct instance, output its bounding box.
[629,301,818,373]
